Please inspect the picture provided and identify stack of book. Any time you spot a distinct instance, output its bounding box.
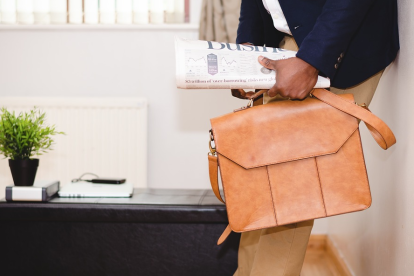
[5,180,60,202]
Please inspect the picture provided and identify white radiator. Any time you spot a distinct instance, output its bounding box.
[0,97,147,195]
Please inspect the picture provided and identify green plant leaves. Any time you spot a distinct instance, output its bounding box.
[0,107,65,160]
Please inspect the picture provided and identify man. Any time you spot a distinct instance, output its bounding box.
[231,0,399,275]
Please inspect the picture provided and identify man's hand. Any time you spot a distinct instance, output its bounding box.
[231,89,256,100]
[258,56,319,100]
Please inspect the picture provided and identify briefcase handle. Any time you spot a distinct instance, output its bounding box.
[311,89,396,150]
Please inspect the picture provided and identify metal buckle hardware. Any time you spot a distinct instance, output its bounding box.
[234,98,254,113]
[209,129,216,156]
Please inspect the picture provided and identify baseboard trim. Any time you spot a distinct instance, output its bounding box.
[307,235,353,276]
[326,237,354,276]
[307,234,328,251]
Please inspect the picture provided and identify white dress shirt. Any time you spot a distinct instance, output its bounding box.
[262,0,292,35]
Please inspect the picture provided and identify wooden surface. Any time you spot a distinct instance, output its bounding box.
[301,235,352,276]
[326,237,354,276]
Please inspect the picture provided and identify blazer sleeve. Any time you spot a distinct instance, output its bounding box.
[236,0,265,46]
[295,0,377,79]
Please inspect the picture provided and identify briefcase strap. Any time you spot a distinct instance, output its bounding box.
[311,89,396,149]
[208,154,224,204]
[243,88,396,149]
[209,88,396,245]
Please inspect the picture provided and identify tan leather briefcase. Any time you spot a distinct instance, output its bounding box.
[208,89,396,244]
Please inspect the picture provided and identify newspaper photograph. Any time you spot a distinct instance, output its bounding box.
[175,36,330,89]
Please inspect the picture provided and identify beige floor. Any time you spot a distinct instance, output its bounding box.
[300,235,347,276]
[302,250,342,276]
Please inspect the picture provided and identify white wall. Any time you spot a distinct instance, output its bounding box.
[0,0,328,234]
[327,0,414,274]
[0,26,242,189]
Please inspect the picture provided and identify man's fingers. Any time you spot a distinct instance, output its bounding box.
[258,56,277,70]
[268,83,294,98]
[268,85,281,98]
[296,93,308,100]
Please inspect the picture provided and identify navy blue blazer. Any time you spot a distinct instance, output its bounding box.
[236,0,399,88]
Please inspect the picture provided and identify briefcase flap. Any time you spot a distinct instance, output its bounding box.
[210,94,359,169]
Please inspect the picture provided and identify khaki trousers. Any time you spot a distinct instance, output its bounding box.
[234,36,384,276]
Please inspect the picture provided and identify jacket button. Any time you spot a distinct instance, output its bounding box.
[334,63,339,69]
[340,52,344,58]
[338,56,342,62]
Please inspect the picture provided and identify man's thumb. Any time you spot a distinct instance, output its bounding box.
[258,56,277,70]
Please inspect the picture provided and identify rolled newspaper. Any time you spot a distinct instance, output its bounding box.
[175,37,330,89]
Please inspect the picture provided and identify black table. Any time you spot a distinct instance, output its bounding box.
[0,189,239,276]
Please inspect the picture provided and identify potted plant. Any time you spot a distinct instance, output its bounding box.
[0,108,64,186]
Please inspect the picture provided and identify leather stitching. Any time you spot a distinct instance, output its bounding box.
[212,90,389,235]
[217,132,371,233]
[266,166,278,225]
[217,129,359,169]
[230,216,326,233]
[314,157,327,216]
[217,154,277,233]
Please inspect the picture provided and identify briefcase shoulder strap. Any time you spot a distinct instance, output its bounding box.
[208,154,232,245]
[208,154,225,204]
[311,89,396,149]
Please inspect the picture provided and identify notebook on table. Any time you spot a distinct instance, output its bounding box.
[58,182,133,198]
